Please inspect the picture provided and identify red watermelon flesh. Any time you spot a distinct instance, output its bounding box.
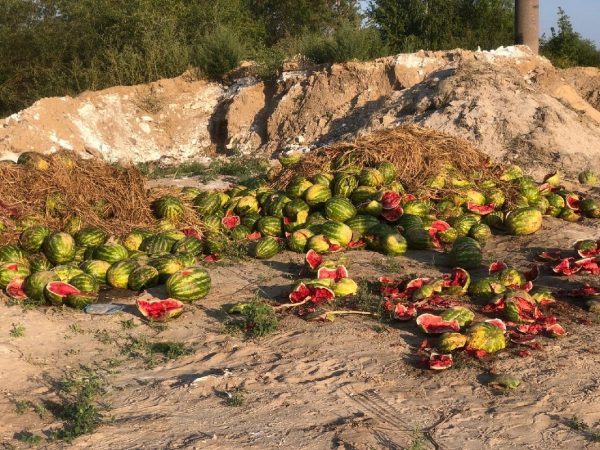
[406,277,431,290]
[247,231,261,240]
[429,353,453,370]
[305,249,324,270]
[381,191,401,210]
[416,314,460,334]
[379,276,401,285]
[137,298,184,321]
[443,268,469,288]
[489,261,508,274]
[347,239,366,249]
[403,194,416,202]
[317,265,349,281]
[394,303,417,320]
[552,257,580,275]
[381,206,403,222]
[289,283,311,303]
[485,318,507,331]
[566,194,580,210]
[545,323,566,337]
[221,215,241,229]
[428,220,450,248]
[537,251,561,262]
[466,202,494,215]
[6,278,27,300]
[182,228,203,240]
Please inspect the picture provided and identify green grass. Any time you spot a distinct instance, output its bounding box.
[48,367,106,442]
[120,319,136,330]
[121,335,193,368]
[227,300,279,338]
[10,322,26,338]
[565,415,600,442]
[14,431,43,445]
[225,388,246,407]
[138,155,269,184]
[15,400,32,415]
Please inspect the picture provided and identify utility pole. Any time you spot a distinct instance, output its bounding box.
[515,0,540,54]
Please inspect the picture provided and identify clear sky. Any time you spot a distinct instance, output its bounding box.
[540,1,599,46]
[360,1,600,47]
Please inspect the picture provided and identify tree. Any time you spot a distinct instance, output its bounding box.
[367,0,514,52]
[540,8,600,68]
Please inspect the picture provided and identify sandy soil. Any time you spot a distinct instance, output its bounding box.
[3,209,600,449]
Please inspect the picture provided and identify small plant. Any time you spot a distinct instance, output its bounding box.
[121,335,193,367]
[120,319,135,330]
[564,415,600,442]
[228,301,279,338]
[10,322,25,338]
[193,27,244,80]
[49,367,106,442]
[68,324,84,335]
[148,341,193,360]
[93,329,115,345]
[133,86,164,114]
[15,400,32,415]
[14,431,43,445]
[225,388,246,407]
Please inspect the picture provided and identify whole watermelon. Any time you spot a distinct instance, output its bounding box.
[19,226,51,253]
[166,267,211,302]
[505,207,542,236]
[253,236,281,259]
[24,271,60,303]
[153,196,184,222]
[106,259,139,289]
[74,227,108,247]
[321,221,353,247]
[149,255,184,282]
[449,237,482,269]
[42,232,76,265]
[0,245,28,265]
[128,266,160,291]
[324,197,357,222]
[172,236,203,256]
[69,273,100,293]
[122,229,152,251]
[80,260,111,283]
[139,235,176,254]
[93,243,129,263]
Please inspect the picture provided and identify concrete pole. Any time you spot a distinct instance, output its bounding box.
[515,0,540,54]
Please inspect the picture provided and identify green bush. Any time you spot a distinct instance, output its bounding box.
[193,28,245,80]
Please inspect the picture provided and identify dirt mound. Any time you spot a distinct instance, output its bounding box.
[1,46,600,177]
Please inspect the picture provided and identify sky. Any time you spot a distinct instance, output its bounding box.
[540,0,599,46]
[359,1,600,47]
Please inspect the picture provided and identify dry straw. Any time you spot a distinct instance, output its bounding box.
[274,125,498,190]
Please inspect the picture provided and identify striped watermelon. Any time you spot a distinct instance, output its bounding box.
[286,177,313,198]
[53,264,84,282]
[0,245,28,265]
[345,215,380,236]
[28,254,52,273]
[66,292,97,309]
[128,266,160,291]
[24,270,60,303]
[266,195,291,218]
[402,200,429,216]
[153,196,185,222]
[321,221,353,247]
[358,168,384,187]
[377,161,396,185]
[351,186,377,204]
[449,237,482,269]
[106,259,139,289]
[160,230,186,241]
[505,207,542,236]
[69,273,100,293]
[452,214,480,236]
[149,255,184,282]
[166,267,211,302]
[333,174,359,198]
[234,195,260,215]
[257,216,282,237]
[193,192,222,216]
[19,226,51,253]
[469,223,492,244]
[380,233,408,255]
[122,229,152,251]
[140,235,176,254]
[42,233,76,264]
[74,227,108,247]
[181,186,202,200]
[172,236,203,256]
[93,243,129,263]
[241,212,262,229]
[285,199,310,220]
[0,263,30,289]
[324,198,357,222]
[177,252,197,267]
[80,260,111,283]
[253,236,281,259]
[311,173,334,187]
[304,184,332,207]
[288,229,315,253]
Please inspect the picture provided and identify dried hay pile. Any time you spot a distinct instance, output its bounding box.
[275,125,498,190]
[0,152,155,239]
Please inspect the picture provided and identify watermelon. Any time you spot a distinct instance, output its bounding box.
[122,229,152,251]
[172,236,203,256]
[92,243,129,263]
[165,267,211,302]
[136,298,184,321]
[28,254,52,273]
[505,207,542,236]
[66,292,97,309]
[17,151,49,170]
[332,278,358,297]
[0,245,28,265]
[324,197,357,222]
[333,174,359,198]
[181,186,202,201]
[74,227,108,247]
[402,200,429,216]
[256,216,282,237]
[44,281,81,305]
[380,233,407,255]
[311,173,334,187]
[193,192,222,216]
[438,333,467,353]
[65,217,82,235]
[80,260,111,283]
[253,236,281,259]
[6,278,27,300]
[466,322,506,353]
[304,184,332,207]
[42,232,76,265]
[53,264,84,282]
[160,230,186,241]
[106,259,139,289]
[128,266,160,291]
[288,229,314,253]
[68,273,100,293]
[23,270,60,303]
[19,226,51,253]
[139,235,176,254]
[452,215,480,236]
[351,186,377,204]
[235,195,260,215]
[469,223,491,244]
[579,169,597,186]
[286,177,313,199]
[441,307,475,328]
[345,215,380,236]
[377,161,396,185]
[321,221,353,247]
[358,168,384,187]
[149,255,184,282]
[153,196,184,222]
[416,314,461,334]
[404,226,432,250]
[0,263,30,289]
[449,237,482,269]
[177,252,197,267]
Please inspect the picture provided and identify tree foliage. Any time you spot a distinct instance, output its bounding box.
[367,0,514,52]
[540,8,600,68]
